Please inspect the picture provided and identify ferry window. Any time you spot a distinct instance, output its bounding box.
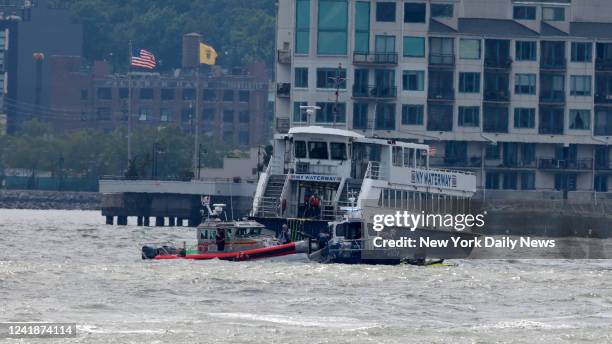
[295,140,307,158]
[417,149,427,167]
[330,142,347,160]
[392,146,403,166]
[308,141,329,159]
[403,148,414,167]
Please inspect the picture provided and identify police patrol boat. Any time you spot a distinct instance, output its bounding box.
[251,124,480,263]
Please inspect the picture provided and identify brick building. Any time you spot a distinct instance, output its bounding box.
[49,56,272,148]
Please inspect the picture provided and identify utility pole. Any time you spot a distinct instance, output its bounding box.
[193,68,200,179]
[127,40,133,166]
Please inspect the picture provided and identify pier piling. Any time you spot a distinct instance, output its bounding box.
[137,216,143,226]
[105,216,114,225]
[155,217,164,227]
[117,216,127,226]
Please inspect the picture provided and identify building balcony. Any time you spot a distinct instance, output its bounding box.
[539,91,566,104]
[540,58,567,70]
[484,89,510,102]
[276,117,290,134]
[352,84,397,100]
[595,58,612,71]
[277,49,291,64]
[485,160,537,168]
[595,161,612,170]
[430,156,482,168]
[484,57,513,69]
[276,83,290,98]
[429,54,455,67]
[595,93,612,104]
[353,52,398,66]
[538,158,593,171]
[427,88,455,101]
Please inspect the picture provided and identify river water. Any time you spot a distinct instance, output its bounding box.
[1,209,611,343]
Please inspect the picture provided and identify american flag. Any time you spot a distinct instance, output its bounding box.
[131,48,156,69]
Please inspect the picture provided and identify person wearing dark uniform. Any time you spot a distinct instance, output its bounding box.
[277,224,291,244]
[215,229,226,251]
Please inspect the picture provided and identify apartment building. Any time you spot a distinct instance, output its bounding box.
[274,0,612,196]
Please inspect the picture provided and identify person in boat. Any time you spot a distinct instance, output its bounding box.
[277,223,291,244]
[215,228,226,251]
[303,189,312,217]
[317,227,330,249]
[309,193,321,218]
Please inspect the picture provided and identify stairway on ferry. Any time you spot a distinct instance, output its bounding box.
[258,174,287,217]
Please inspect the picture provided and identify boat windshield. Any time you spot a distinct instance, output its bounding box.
[235,227,262,237]
[335,222,362,239]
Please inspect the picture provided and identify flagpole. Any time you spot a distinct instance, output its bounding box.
[127,40,133,166]
[193,66,200,179]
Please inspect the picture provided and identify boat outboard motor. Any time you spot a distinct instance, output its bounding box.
[141,246,158,260]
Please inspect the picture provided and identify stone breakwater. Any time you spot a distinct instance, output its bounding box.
[0,190,100,210]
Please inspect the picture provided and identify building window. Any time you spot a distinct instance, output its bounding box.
[543,7,564,21]
[293,101,308,122]
[401,104,423,125]
[140,88,154,100]
[375,103,396,130]
[182,88,195,100]
[485,172,500,190]
[403,36,425,57]
[555,174,576,191]
[485,145,500,159]
[513,6,535,20]
[316,68,346,89]
[431,4,453,18]
[97,88,112,100]
[161,88,175,100]
[569,109,590,130]
[223,110,234,123]
[355,1,370,53]
[238,90,249,102]
[514,108,535,128]
[402,70,424,91]
[353,103,368,129]
[570,75,592,96]
[203,89,216,100]
[295,0,310,54]
[139,108,149,121]
[223,90,234,101]
[376,2,395,22]
[503,172,518,190]
[404,3,426,23]
[80,89,88,100]
[427,104,453,131]
[459,72,480,93]
[119,88,128,99]
[515,73,536,94]
[595,175,608,192]
[459,39,480,60]
[316,102,346,123]
[515,41,537,61]
[595,109,612,136]
[458,106,480,127]
[539,107,564,134]
[295,67,308,88]
[161,109,172,122]
[483,105,509,133]
[571,42,592,62]
[317,0,348,55]
[375,35,395,53]
[521,172,535,190]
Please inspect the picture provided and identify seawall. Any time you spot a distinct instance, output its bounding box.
[0,190,100,210]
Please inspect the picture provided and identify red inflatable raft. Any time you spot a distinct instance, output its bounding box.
[154,242,300,261]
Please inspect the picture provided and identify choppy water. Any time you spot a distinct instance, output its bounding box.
[1,209,612,343]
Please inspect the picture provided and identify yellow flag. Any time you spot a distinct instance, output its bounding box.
[199,42,218,65]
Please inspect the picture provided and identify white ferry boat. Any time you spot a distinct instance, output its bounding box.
[251,125,479,263]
